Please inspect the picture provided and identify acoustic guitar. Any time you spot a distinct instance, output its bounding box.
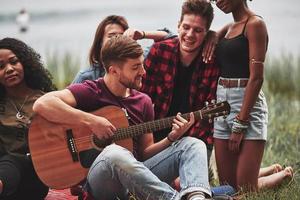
[28,101,230,189]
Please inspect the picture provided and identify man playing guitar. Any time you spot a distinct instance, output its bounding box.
[32,35,214,200]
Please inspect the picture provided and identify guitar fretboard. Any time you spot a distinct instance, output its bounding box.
[112,111,202,141]
[92,101,229,146]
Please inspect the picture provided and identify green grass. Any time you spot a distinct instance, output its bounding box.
[45,51,81,89]
[248,55,300,200]
[264,53,300,100]
[263,53,300,167]
[242,182,300,200]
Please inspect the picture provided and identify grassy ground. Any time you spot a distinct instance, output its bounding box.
[240,96,300,200]
[45,53,300,199]
[248,55,300,200]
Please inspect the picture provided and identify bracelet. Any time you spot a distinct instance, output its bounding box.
[235,115,249,125]
[232,115,249,134]
[232,126,245,134]
[167,134,176,143]
[251,58,264,65]
[141,31,146,39]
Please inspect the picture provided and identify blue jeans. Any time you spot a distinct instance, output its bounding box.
[86,137,211,200]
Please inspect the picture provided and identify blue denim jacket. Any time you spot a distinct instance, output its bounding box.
[72,64,105,84]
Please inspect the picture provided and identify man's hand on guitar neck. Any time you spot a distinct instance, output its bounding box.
[168,112,195,142]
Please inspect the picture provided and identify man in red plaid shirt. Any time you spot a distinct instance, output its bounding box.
[141,0,219,158]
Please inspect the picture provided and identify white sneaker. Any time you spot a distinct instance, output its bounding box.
[187,191,206,200]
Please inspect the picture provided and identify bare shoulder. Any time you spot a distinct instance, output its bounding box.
[247,15,268,34]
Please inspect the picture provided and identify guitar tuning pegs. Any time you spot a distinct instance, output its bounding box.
[215,117,221,121]
[205,101,209,106]
[208,118,213,123]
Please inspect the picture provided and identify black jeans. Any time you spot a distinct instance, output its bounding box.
[0,154,49,200]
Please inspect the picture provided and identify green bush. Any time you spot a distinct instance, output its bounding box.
[264,53,300,100]
[263,53,300,167]
[45,51,81,89]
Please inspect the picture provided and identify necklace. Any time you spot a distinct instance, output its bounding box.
[8,95,30,120]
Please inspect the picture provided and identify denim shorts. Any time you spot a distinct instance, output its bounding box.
[213,80,268,140]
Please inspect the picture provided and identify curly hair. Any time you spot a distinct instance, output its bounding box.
[0,37,57,98]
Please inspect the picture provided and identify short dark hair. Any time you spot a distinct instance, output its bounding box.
[89,15,129,67]
[210,0,251,6]
[0,38,56,98]
[101,35,143,71]
[180,0,214,30]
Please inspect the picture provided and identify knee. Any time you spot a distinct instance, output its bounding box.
[180,137,207,151]
[101,144,134,166]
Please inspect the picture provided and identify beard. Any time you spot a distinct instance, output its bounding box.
[118,75,142,90]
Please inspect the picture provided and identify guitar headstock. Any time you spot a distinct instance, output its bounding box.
[197,101,230,122]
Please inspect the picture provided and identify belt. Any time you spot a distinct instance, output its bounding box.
[218,78,248,88]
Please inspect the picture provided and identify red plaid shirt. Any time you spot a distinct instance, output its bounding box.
[141,37,219,147]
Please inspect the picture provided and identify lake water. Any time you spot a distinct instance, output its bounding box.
[1,0,300,66]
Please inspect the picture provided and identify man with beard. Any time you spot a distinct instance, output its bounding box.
[33,35,212,200]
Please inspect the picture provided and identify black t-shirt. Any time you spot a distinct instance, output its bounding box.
[154,61,196,142]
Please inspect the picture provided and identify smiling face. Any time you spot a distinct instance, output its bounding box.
[178,14,208,54]
[0,49,25,89]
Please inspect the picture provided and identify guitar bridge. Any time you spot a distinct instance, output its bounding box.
[66,129,79,162]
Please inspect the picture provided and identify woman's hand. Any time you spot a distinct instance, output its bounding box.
[202,30,218,63]
[228,132,244,153]
[168,112,195,142]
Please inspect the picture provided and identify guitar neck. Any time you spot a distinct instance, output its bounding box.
[93,101,230,145]
[112,111,203,141]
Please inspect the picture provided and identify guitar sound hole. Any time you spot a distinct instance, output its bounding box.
[92,135,112,150]
[79,149,101,168]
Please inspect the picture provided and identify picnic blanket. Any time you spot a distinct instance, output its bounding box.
[45,189,77,200]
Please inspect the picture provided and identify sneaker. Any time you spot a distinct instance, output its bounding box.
[211,185,236,196]
[187,191,206,200]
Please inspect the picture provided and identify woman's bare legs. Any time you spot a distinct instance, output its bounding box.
[215,139,266,192]
[236,140,265,192]
[258,166,293,189]
[259,164,283,177]
[214,139,239,189]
